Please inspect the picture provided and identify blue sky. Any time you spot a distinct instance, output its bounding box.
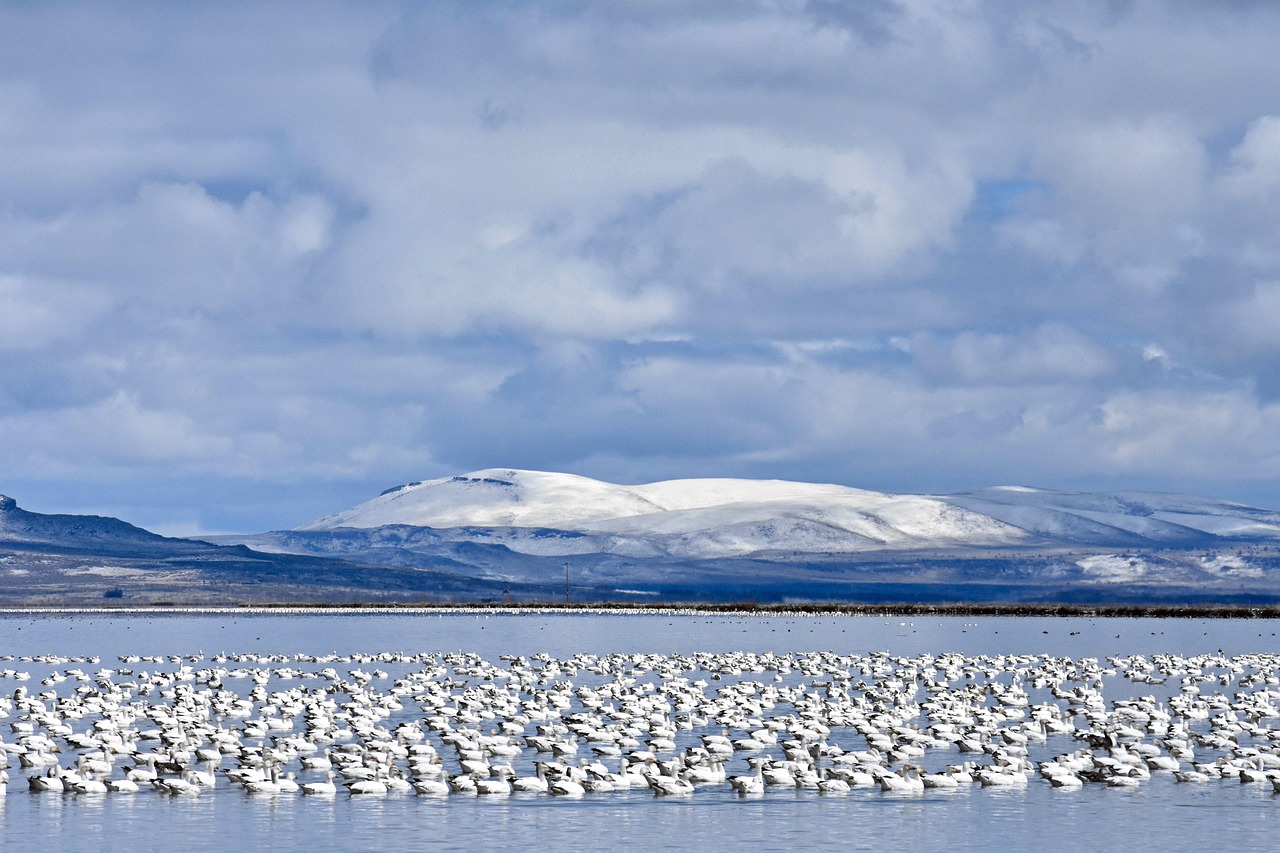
[5,1,1280,534]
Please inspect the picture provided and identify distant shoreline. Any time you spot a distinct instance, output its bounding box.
[2,601,1280,618]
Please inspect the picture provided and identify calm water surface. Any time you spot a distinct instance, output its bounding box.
[2,611,1278,851]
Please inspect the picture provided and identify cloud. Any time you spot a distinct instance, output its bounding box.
[0,182,335,314]
[908,326,1116,386]
[0,391,235,475]
[8,1,1280,531]
[0,275,111,351]
[581,152,973,300]
[992,118,1211,301]
[1214,281,1280,354]
[1220,115,1280,199]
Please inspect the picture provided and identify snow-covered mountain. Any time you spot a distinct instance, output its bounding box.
[944,486,1280,543]
[295,469,1280,559]
[8,475,1280,606]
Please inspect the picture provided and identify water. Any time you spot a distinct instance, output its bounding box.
[2,610,1279,851]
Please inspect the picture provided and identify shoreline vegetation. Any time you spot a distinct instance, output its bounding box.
[2,601,1280,618]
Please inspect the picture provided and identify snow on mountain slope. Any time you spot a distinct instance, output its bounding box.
[298,470,666,530]
[299,470,877,532]
[629,478,877,510]
[942,487,1280,542]
[297,470,1280,559]
[1150,513,1280,538]
[582,495,1026,553]
[298,470,1029,555]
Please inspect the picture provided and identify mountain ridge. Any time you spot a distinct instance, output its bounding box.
[0,492,197,556]
[0,493,541,604]
[294,469,1280,556]
[8,473,1280,606]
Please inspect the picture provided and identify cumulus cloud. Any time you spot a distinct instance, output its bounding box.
[908,326,1116,386]
[6,1,1280,531]
[0,276,111,351]
[1220,115,1280,199]
[1023,118,1208,279]
[0,391,235,475]
[0,183,335,316]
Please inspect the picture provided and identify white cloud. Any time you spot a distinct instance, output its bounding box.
[0,275,110,351]
[0,182,336,322]
[1213,281,1280,354]
[1220,115,1280,199]
[1027,118,1208,275]
[0,391,234,471]
[826,148,974,278]
[9,2,1280,529]
[909,326,1115,385]
[1093,388,1280,479]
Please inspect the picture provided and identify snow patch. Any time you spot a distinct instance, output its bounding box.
[64,566,151,577]
[1200,554,1264,578]
[1076,554,1150,582]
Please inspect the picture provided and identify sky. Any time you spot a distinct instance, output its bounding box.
[5,1,1280,534]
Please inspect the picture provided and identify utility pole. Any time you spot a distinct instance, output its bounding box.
[564,562,570,602]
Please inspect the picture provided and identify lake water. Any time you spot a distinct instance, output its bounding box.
[2,610,1279,851]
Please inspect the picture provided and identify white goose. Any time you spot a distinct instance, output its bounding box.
[877,765,925,794]
[301,771,338,795]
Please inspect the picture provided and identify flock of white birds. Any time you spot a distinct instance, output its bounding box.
[5,642,1280,798]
